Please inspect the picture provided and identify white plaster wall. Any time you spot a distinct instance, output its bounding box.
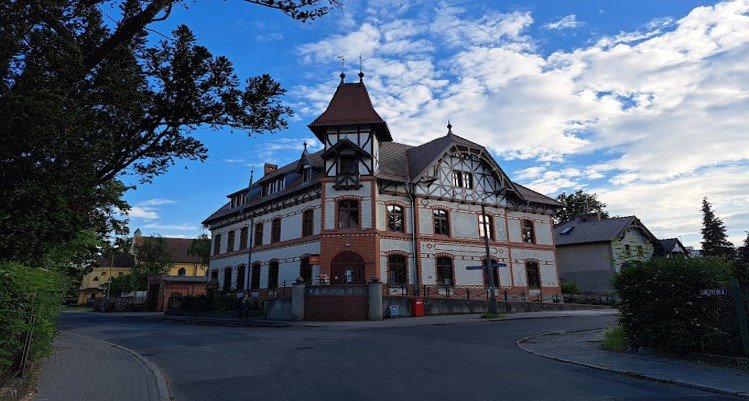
[506,211,553,245]
[379,238,415,285]
[376,194,413,234]
[251,241,320,289]
[509,248,559,288]
[612,228,655,272]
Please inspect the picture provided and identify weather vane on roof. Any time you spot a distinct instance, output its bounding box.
[358,54,364,82]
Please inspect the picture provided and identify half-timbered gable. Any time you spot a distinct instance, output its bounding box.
[204,73,564,302]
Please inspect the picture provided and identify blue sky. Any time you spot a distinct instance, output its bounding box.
[121,0,749,249]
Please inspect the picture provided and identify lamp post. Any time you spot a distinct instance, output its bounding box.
[482,188,506,314]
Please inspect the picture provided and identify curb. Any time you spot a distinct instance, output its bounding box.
[78,334,171,401]
[516,329,749,399]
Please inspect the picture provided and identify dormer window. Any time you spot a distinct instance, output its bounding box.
[262,176,285,196]
[303,165,312,183]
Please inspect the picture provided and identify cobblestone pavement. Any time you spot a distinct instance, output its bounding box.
[34,331,167,401]
[518,328,749,398]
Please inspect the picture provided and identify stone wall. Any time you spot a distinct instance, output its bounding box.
[383,296,611,316]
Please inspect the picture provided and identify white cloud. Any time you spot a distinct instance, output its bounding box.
[137,198,176,207]
[143,223,198,231]
[295,0,749,247]
[544,14,584,30]
[124,198,176,221]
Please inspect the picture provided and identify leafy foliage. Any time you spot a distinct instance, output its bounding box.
[700,198,735,258]
[188,234,212,267]
[612,257,739,355]
[560,280,581,295]
[1,0,335,281]
[554,190,610,225]
[0,263,63,381]
[601,326,629,352]
[737,233,749,265]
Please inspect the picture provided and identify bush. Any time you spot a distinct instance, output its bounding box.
[0,262,63,383]
[612,257,737,355]
[178,293,240,312]
[561,280,581,295]
[601,326,629,352]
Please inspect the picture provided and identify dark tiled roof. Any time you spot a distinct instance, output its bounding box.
[135,236,204,264]
[379,141,413,180]
[655,238,687,256]
[308,82,392,142]
[554,216,637,246]
[513,183,564,207]
[95,253,135,268]
[406,134,454,181]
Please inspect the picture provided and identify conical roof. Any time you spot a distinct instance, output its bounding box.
[308,81,391,142]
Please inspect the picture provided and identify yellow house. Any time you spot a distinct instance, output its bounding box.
[77,230,208,304]
[77,254,135,305]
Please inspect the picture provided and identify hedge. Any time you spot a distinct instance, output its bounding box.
[612,257,741,355]
[0,262,62,383]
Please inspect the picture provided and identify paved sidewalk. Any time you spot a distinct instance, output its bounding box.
[128,308,616,328]
[518,328,749,398]
[34,331,168,401]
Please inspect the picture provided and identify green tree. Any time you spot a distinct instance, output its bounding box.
[737,232,749,264]
[700,198,734,258]
[0,0,336,280]
[554,190,610,225]
[188,234,212,267]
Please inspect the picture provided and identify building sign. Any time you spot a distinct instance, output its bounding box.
[309,254,320,265]
[699,288,728,297]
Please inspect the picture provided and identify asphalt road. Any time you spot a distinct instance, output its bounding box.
[59,314,736,401]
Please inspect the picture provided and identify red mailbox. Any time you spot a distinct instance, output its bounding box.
[410,298,425,317]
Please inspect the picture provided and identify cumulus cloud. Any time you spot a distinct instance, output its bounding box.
[294,0,749,247]
[544,14,584,30]
[124,198,176,221]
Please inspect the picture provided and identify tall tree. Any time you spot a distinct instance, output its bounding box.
[0,0,337,272]
[737,232,749,265]
[188,234,211,267]
[700,198,734,258]
[554,190,610,225]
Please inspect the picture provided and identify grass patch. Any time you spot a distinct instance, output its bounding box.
[480,311,506,319]
[602,326,629,352]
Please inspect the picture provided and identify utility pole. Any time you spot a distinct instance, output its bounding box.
[481,201,498,314]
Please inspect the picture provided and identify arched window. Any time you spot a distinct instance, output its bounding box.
[93,276,99,282]
[331,251,364,285]
[302,209,315,237]
[338,200,359,228]
[226,230,235,252]
[483,259,499,288]
[436,256,453,287]
[250,263,261,290]
[239,226,249,249]
[268,261,279,289]
[236,266,245,290]
[479,214,494,240]
[271,218,282,243]
[387,205,404,232]
[223,267,232,291]
[177,267,186,276]
[526,261,541,289]
[388,254,407,285]
[299,257,311,283]
[521,220,535,244]
[433,209,449,236]
[254,222,264,247]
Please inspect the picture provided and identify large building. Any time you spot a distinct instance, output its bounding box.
[203,73,563,302]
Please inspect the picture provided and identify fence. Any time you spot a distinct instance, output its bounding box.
[382,284,562,303]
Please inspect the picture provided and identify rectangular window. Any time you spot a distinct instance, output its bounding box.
[625,244,632,256]
[268,261,279,289]
[462,172,473,189]
[254,222,264,247]
[239,227,248,249]
[271,218,281,243]
[452,170,463,187]
[302,209,314,237]
[300,257,311,283]
[433,209,449,236]
[388,254,407,285]
[637,245,644,257]
[387,205,404,232]
[226,230,235,253]
[526,262,541,289]
[303,166,312,183]
[521,220,535,244]
[340,156,358,174]
[436,257,453,286]
[213,234,221,255]
[250,264,261,290]
[479,214,494,239]
[338,200,359,228]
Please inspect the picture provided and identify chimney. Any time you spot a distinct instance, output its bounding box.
[580,212,601,222]
[264,163,278,176]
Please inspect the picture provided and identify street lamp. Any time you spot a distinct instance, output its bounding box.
[482,187,507,314]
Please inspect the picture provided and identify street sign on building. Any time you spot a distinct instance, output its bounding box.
[466,262,508,270]
[698,288,728,297]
